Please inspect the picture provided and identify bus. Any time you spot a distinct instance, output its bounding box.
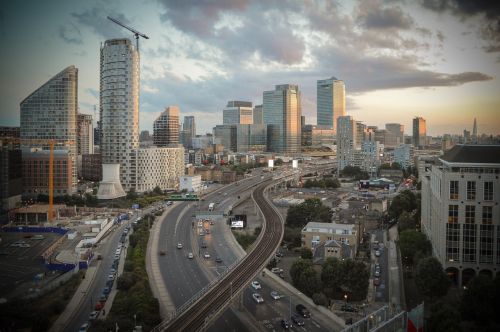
[208,203,215,211]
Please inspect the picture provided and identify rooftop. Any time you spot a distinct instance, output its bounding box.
[440,145,500,164]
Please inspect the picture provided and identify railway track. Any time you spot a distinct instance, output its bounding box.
[151,179,284,331]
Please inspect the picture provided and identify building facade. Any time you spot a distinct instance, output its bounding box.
[301,221,357,254]
[421,145,500,287]
[181,116,196,149]
[179,175,202,192]
[134,147,184,193]
[236,124,267,152]
[213,125,237,152]
[99,39,140,192]
[316,77,345,134]
[77,113,94,155]
[81,154,102,182]
[153,106,180,146]
[393,144,414,169]
[20,65,78,195]
[223,101,253,125]
[337,116,358,172]
[385,123,404,148]
[253,104,263,124]
[263,84,301,154]
[412,117,426,148]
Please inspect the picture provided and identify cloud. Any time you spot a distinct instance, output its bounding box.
[85,88,99,99]
[71,8,131,40]
[58,23,83,44]
[357,1,414,30]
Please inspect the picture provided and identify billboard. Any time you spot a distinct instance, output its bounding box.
[292,160,298,168]
[231,220,244,228]
[268,159,274,168]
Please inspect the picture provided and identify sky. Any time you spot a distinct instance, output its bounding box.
[0,0,499,136]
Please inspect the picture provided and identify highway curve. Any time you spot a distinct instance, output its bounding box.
[152,179,283,331]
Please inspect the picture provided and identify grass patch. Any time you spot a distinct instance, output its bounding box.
[232,227,261,251]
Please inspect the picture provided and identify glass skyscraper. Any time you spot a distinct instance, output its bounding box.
[317,77,345,134]
[153,106,180,146]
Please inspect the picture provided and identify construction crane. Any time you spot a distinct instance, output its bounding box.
[107,16,149,51]
[2,138,75,222]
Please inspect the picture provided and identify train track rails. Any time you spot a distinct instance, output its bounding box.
[151,179,284,331]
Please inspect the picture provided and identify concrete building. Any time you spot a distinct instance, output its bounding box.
[223,101,253,125]
[394,144,414,169]
[99,38,139,194]
[301,221,357,254]
[81,154,102,182]
[153,106,180,146]
[77,113,94,155]
[134,147,184,193]
[316,77,345,134]
[337,116,357,171]
[413,117,426,148]
[253,105,263,124]
[140,130,152,142]
[0,127,20,139]
[385,123,404,148]
[20,65,78,196]
[0,145,22,220]
[263,84,301,154]
[179,175,202,192]
[181,116,196,149]
[421,145,500,287]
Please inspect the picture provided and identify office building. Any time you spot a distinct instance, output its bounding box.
[385,123,404,148]
[223,101,253,125]
[77,113,94,155]
[421,145,500,287]
[153,106,180,146]
[253,105,263,124]
[263,84,301,154]
[236,124,267,152]
[0,127,20,139]
[98,39,139,196]
[20,65,78,196]
[317,77,345,134]
[0,144,22,221]
[413,117,426,148]
[472,118,478,144]
[393,144,414,169]
[181,116,196,149]
[302,125,335,147]
[213,125,237,152]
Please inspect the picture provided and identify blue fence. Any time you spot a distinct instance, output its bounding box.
[2,226,69,235]
[45,262,76,272]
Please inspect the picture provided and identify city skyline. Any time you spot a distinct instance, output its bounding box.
[1,1,499,136]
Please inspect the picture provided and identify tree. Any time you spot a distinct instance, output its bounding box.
[286,198,332,228]
[414,257,450,300]
[397,211,416,232]
[461,275,497,325]
[321,257,369,301]
[388,190,417,219]
[283,226,302,248]
[300,247,313,259]
[152,186,163,195]
[427,301,462,332]
[321,258,344,298]
[398,230,431,265]
[126,188,138,200]
[290,259,321,297]
[275,158,284,166]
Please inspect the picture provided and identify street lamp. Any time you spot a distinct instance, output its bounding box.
[344,294,348,304]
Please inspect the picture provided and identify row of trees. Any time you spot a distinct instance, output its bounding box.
[290,257,369,303]
[303,178,340,189]
[340,166,369,180]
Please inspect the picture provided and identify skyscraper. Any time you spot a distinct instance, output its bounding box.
[263,84,301,154]
[153,106,180,146]
[253,105,263,124]
[99,38,139,194]
[77,113,94,155]
[412,117,426,148]
[385,123,404,148]
[20,65,78,196]
[181,116,196,149]
[337,116,357,171]
[317,77,345,134]
[223,101,253,125]
[472,118,477,144]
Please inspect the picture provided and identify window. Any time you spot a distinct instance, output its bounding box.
[482,206,493,224]
[467,181,476,200]
[462,224,477,263]
[446,223,460,262]
[479,225,494,264]
[484,182,493,201]
[449,180,459,200]
[448,205,458,223]
[465,205,475,224]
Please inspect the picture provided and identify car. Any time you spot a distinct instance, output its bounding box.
[270,291,281,300]
[374,269,381,277]
[114,254,120,260]
[159,250,166,256]
[275,252,284,257]
[103,287,110,295]
[291,314,305,326]
[280,319,291,329]
[107,274,115,281]
[204,252,211,259]
[188,252,194,259]
[375,250,381,257]
[374,278,381,286]
[19,243,31,248]
[200,242,207,248]
[106,280,114,287]
[177,243,183,249]
[79,323,90,332]
[99,294,107,302]
[278,271,285,279]
[251,281,261,290]
[89,310,99,320]
[95,301,104,311]
[296,304,311,318]
[252,293,264,303]
[215,257,222,263]
[341,304,357,312]
[110,268,116,275]
[210,220,214,225]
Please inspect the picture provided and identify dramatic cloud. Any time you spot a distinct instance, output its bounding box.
[58,23,83,44]
[357,1,414,30]
[71,8,131,40]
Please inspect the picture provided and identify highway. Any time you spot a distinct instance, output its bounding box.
[155,178,284,331]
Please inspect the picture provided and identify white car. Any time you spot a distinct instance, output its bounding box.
[252,293,264,303]
[79,323,89,332]
[204,252,211,259]
[188,252,194,259]
[375,250,381,257]
[251,281,261,290]
[270,291,281,300]
[89,311,99,320]
[107,274,115,281]
[177,243,183,249]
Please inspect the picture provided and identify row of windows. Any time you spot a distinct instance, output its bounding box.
[448,205,493,224]
[446,224,498,264]
[450,180,494,201]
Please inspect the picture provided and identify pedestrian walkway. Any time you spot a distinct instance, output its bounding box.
[387,225,403,313]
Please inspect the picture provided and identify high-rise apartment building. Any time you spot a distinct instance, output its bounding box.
[421,145,500,287]
[99,39,139,194]
[385,123,404,148]
[223,101,253,125]
[337,116,357,171]
[263,84,301,154]
[472,118,478,144]
[20,65,78,196]
[317,77,345,134]
[153,106,180,146]
[253,105,263,124]
[77,113,94,155]
[412,117,426,148]
[181,116,196,149]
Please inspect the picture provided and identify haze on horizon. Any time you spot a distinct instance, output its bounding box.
[0,0,499,136]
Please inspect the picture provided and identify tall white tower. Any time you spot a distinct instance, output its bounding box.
[98,38,140,198]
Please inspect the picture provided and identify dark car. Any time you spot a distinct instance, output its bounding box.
[201,242,207,248]
[215,257,222,263]
[341,304,357,312]
[103,287,111,295]
[296,304,310,318]
[280,319,291,329]
[291,314,305,326]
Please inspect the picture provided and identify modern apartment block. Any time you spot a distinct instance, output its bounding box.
[223,101,253,125]
[181,116,196,149]
[153,106,180,146]
[263,84,301,154]
[99,38,139,193]
[413,117,426,148]
[20,65,78,196]
[316,77,345,134]
[337,116,358,171]
[77,113,94,155]
[421,145,500,287]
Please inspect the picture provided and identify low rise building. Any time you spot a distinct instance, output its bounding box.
[301,221,357,255]
[179,175,202,192]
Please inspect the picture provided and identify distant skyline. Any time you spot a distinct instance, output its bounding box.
[1,0,499,136]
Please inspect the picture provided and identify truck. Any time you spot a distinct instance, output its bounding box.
[208,203,215,211]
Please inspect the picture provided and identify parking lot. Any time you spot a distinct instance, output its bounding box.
[0,231,61,299]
